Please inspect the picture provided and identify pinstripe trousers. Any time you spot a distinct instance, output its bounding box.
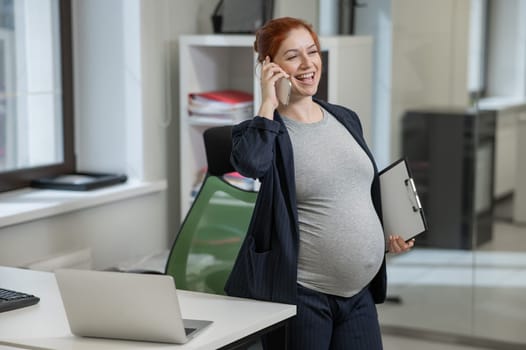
[286,283,383,350]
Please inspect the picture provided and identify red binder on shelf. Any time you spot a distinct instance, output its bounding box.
[188,90,254,120]
[190,90,253,105]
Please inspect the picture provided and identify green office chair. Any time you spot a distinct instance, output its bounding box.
[165,126,258,295]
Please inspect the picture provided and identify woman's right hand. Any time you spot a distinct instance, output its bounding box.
[257,56,289,119]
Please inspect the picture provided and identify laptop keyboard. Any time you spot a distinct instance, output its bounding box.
[184,327,197,336]
[0,288,40,313]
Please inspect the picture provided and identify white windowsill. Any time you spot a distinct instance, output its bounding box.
[0,179,167,229]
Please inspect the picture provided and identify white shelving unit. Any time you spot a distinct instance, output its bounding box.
[178,35,257,219]
[179,34,372,218]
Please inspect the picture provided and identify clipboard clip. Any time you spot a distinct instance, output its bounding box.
[404,178,423,212]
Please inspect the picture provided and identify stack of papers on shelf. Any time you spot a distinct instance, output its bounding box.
[223,172,259,191]
[188,90,254,121]
[190,169,259,199]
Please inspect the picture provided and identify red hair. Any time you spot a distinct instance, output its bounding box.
[254,17,321,63]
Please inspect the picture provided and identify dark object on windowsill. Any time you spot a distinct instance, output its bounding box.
[31,172,127,191]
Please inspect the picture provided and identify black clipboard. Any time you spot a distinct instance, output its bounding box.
[379,159,427,245]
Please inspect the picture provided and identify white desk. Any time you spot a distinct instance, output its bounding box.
[0,267,295,350]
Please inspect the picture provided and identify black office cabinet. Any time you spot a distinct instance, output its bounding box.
[402,108,496,249]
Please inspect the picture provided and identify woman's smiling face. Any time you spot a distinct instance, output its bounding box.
[273,27,322,100]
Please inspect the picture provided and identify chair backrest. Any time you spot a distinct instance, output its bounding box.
[165,175,257,294]
[165,125,256,295]
[203,125,235,176]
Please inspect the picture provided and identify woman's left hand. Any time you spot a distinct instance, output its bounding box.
[388,235,415,254]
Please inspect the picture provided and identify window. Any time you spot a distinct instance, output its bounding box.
[0,0,73,192]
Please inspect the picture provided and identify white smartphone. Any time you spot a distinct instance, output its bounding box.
[276,78,291,105]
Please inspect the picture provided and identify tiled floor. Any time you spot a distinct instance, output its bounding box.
[379,219,526,349]
[382,334,490,350]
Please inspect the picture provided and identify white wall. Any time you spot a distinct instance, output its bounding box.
[274,0,319,29]
[486,0,526,98]
[141,0,216,231]
[354,0,471,164]
[389,0,471,159]
[354,0,392,168]
[0,193,166,269]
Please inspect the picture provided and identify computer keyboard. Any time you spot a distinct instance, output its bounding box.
[0,288,40,313]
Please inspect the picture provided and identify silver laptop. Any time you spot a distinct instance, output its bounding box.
[55,269,212,344]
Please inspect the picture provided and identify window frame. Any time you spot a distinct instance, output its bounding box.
[0,0,74,192]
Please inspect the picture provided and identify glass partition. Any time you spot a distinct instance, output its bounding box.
[352,0,526,347]
[472,0,526,345]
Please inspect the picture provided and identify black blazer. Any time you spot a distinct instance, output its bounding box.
[225,99,387,305]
